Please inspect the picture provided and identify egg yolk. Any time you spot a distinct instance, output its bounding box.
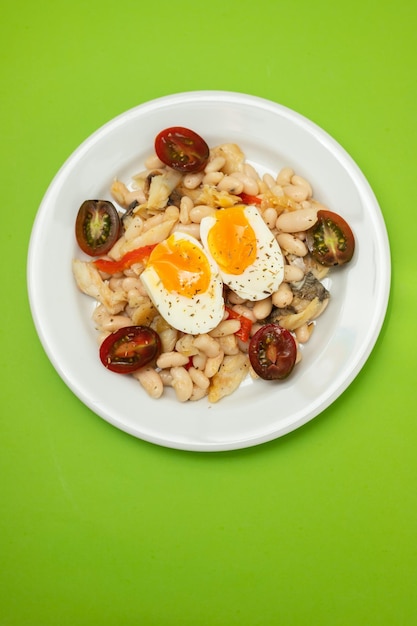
[148,235,211,297]
[206,206,257,275]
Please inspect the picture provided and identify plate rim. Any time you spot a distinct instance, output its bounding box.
[27,90,392,451]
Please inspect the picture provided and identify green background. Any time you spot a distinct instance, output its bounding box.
[2,1,416,624]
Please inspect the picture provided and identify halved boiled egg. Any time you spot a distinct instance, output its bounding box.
[140,231,224,335]
[200,205,284,301]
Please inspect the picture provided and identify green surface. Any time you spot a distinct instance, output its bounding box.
[1,0,416,624]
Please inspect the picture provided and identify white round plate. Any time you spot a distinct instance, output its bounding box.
[27,91,391,452]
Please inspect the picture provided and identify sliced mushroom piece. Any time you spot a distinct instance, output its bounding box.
[292,271,330,303]
[267,272,330,327]
[277,297,329,331]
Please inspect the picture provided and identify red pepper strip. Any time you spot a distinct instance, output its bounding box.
[238,192,262,206]
[93,244,157,274]
[225,306,253,342]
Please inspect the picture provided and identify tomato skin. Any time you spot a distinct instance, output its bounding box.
[155,127,209,173]
[249,324,297,380]
[99,326,161,374]
[238,192,262,206]
[76,200,121,257]
[93,244,157,274]
[306,209,355,267]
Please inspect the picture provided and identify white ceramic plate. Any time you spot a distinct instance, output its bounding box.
[27,91,391,451]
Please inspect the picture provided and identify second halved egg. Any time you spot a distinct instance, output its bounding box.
[200,205,284,301]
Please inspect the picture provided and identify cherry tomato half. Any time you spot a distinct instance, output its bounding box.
[249,324,297,380]
[306,209,355,267]
[99,326,161,374]
[155,127,210,173]
[75,199,121,257]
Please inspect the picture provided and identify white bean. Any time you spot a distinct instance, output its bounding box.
[272,282,294,308]
[276,233,308,257]
[183,172,204,189]
[179,197,191,224]
[203,171,224,186]
[92,305,132,332]
[159,369,173,386]
[158,328,179,353]
[262,173,276,189]
[263,207,278,230]
[271,184,285,198]
[190,385,208,402]
[283,264,305,283]
[252,297,273,320]
[122,276,142,292]
[276,207,318,233]
[231,171,259,196]
[276,167,294,185]
[127,288,146,308]
[134,367,164,399]
[243,163,260,180]
[295,322,315,344]
[230,304,256,323]
[188,367,210,390]
[165,205,180,221]
[189,205,216,223]
[205,155,226,173]
[156,351,190,369]
[217,175,244,194]
[283,184,310,203]
[209,319,241,338]
[192,353,207,370]
[172,223,201,240]
[109,277,124,291]
[193,334,221,358]
[180,194,194,212]
[99,314,132,332]
[175,334,199,356]
[291,175,313,198]
[171,366,193,402]
[204,350,224,378]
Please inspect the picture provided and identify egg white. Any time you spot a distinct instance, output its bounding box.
[140,232,225,335]
[200,205,284,301]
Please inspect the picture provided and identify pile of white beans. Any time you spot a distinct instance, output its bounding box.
[77,142,331,402]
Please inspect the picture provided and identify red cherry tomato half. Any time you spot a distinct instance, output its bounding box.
[155,127,210,173]
[99,326,161,374]
[75,199,121,257]
[306,209,355,267]
[249,324,297,380]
